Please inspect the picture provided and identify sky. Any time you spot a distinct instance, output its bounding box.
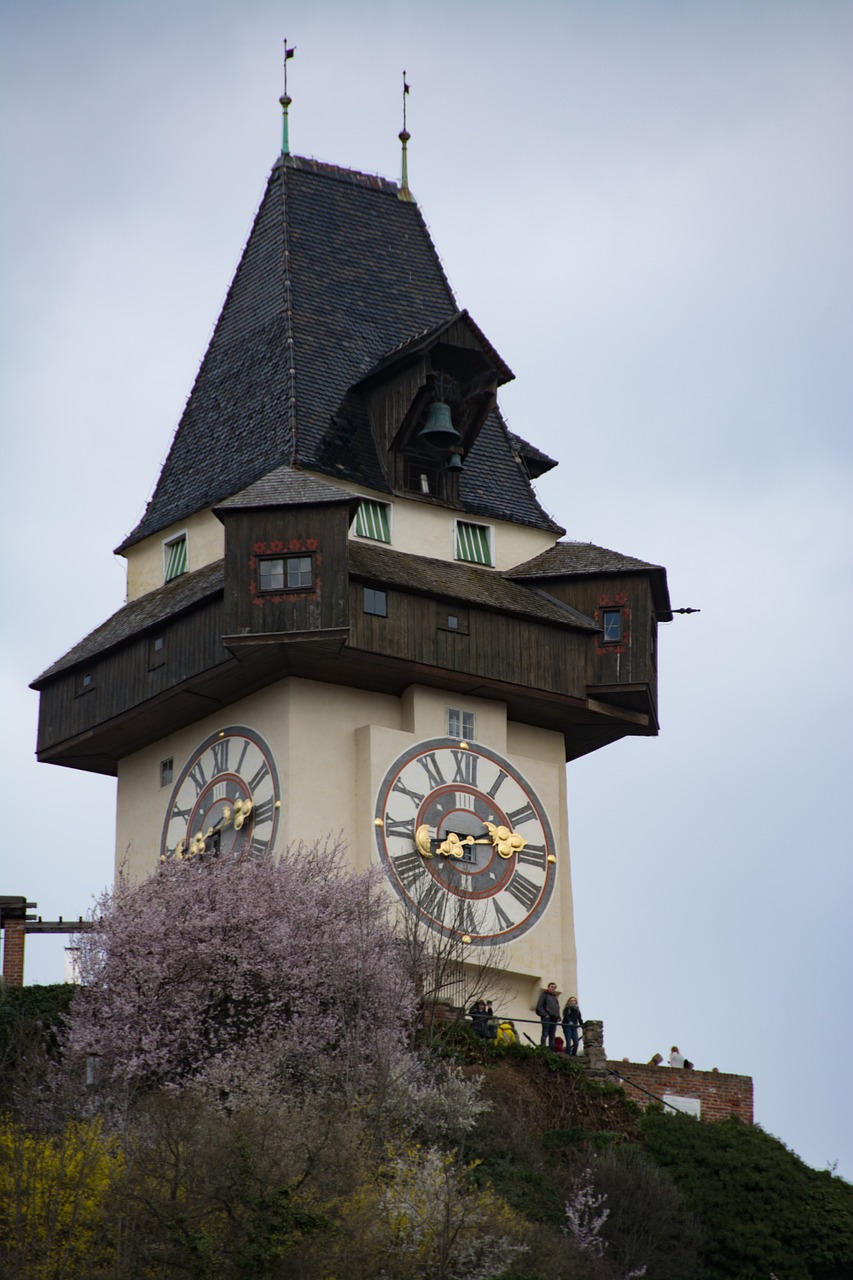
[2,0,851,1181]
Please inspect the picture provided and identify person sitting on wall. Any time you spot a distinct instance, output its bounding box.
[683,1059,694,1070]
[668,1045,686,1067]
[649,1053,664,1065]
[536,982,561,1050]
[561,995,583,1057]
[468,1000,491,1039]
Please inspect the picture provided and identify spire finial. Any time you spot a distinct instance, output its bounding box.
[279,40,296,155]
[398,70,413,202]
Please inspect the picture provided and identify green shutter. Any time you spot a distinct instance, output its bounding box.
[355,500,391,543]
[165,536,188,581]
[455,522,491,565]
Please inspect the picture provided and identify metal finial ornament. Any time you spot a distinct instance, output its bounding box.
[279,40,296,155]
[398,70,413,202]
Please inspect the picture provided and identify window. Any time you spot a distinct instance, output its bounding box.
[602,608,622,643]
[455,521,493,566]
[164,534,188,583]
[354,499,391,543]
[437,604,469,634]
[258,555,313,592]
[150,635,166,669]
[405,460,442,496]
[447,708,475,740]
[363,586,387,617]
[76,671,95,696]
[160,758,174,788]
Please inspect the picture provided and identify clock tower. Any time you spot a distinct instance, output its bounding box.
[32,135,671,1022]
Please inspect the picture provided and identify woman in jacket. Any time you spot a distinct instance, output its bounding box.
[562,995,583,1057]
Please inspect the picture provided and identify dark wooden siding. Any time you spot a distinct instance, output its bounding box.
[37,597,232,759]
[349,583,590,700]
[222,505,350,639]
[535,574,658,699]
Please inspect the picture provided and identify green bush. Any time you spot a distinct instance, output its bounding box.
[639,1109,853,1280]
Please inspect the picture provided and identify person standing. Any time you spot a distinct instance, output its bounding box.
[561,995,583,1056]
[536,982,560,1050]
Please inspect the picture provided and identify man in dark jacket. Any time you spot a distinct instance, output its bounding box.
[535,982,560,1050]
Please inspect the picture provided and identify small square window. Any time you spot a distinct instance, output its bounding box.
[76,671,96,696]
[363,587,387,617]
[455,521,493,566]
[354,500,391,544]
[258,555,313,592]
[447,708,475,740]
[164,534,188,583]
[160,758,174,788]
[602,609,622,643]
[437,604,469,635]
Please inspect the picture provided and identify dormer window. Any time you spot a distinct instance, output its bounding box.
[455,520,493,567]
[354,499,391,543]
[164,533,188,583]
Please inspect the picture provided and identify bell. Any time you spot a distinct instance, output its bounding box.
[446,449,464,472]
[417,400,461,449]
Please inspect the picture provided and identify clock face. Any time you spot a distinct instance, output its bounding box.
[374,738,557,946]
[161,726,281,863]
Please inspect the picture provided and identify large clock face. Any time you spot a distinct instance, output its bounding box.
[374,738,557,946]
[161,726,281,863]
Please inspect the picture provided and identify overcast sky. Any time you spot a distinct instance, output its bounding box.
[2,0,851,1181]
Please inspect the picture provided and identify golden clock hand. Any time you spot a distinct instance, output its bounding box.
[483,822,528,859]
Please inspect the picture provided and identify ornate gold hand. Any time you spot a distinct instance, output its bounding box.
[483,822,528,859]
[168,798,254,862]
[414,823,528,860]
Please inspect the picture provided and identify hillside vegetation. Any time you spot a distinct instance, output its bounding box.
[1,849,851,1280]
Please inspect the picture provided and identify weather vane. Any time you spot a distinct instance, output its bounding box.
[279,40,296,156]
[398,70,413,201]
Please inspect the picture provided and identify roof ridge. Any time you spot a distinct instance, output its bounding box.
[281,153,401,196]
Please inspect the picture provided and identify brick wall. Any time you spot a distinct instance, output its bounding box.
[608,1060,753,1124]
[2,919,26,988]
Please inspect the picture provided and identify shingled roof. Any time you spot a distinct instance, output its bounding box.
[349,542,596,630]
[118,155,559,553]
[31,560,225,686]
[509,541,672,620]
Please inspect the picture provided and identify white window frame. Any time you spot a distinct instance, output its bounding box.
[447,708,475,741]
[163,531,189,583]
[353,498,392,544]
[453,519,494,566]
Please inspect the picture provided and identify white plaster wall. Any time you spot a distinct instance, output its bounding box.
[118,473,555,606]
[115,678,577,1025]
[337,477,557,569]
[121,509,224,602]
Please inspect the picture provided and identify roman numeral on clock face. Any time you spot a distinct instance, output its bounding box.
[211,739,230,774]
[506,802,537,827]
[188,762,207,795]
[490,897,516,933]
[417,753,446,789]
[253,798,275,826]
[505,871,540,912]
[516,843,547,870]
[391,850,426,890]
[384,815,415,839]
[392,776,424,807]
[451,750,478,785]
